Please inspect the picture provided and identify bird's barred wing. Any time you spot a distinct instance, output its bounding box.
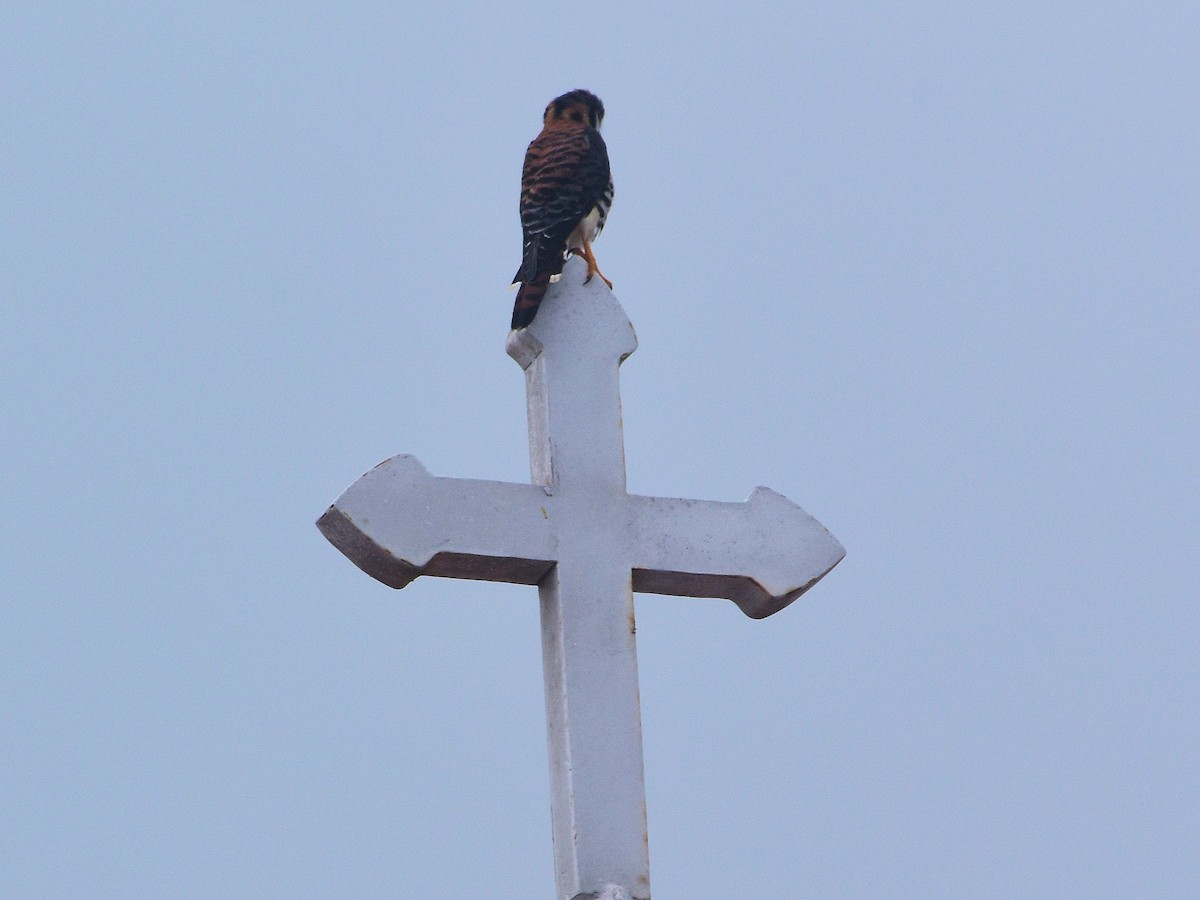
[514,128,611,284]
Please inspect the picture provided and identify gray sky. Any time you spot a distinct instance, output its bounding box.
[4,2,1197,897]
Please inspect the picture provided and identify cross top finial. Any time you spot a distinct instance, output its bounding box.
[507,257,638,368]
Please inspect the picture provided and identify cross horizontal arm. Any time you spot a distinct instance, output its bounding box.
[317,454,555,589]
[629,487,846,619]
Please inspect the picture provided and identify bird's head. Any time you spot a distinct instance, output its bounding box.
[543,89,605,130]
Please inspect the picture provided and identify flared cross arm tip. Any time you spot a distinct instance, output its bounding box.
[316,503,421,589]
[630,486,846,619]
[316,453,555,590]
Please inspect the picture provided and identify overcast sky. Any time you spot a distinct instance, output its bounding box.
[4,3,1197,897]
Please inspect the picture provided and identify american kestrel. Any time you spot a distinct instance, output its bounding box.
[511,89,613,329]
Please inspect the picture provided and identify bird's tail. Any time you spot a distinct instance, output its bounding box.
[511,273,551,329]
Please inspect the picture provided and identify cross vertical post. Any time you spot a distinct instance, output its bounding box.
[508,277,648,897]
[317,257,845,900]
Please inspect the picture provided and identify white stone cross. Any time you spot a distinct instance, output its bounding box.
[317,257,845,900]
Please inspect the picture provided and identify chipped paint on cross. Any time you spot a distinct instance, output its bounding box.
[318,256,845,900]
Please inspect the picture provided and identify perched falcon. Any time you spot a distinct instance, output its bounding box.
[511,89,614,330]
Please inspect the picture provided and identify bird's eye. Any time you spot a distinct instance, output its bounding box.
[569,110,583,122]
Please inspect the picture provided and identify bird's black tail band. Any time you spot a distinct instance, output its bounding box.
[511,274,550,329]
